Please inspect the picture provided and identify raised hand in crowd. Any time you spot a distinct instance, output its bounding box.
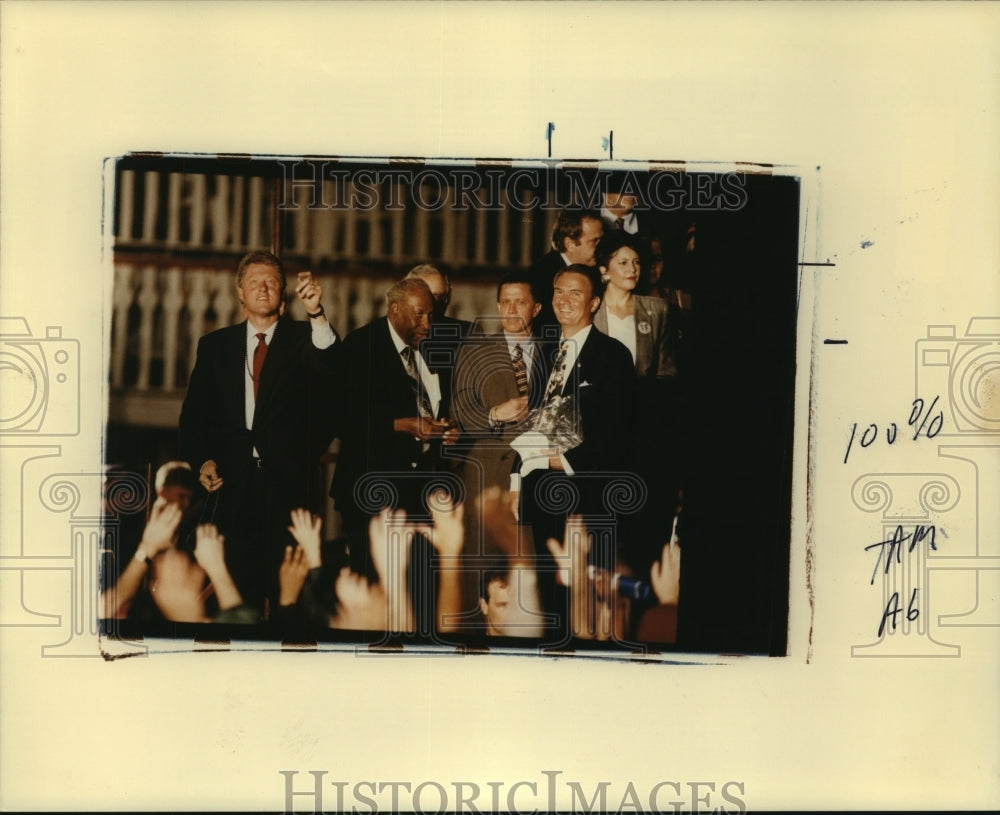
[368,508,416,633]
[287,508,323,569]
[650,537,681,606]
[636,519,682,644]
[278,545,311,609]
[546,516,626,641]
[193,523,244,613]
[100,497,182,619]
[414,490,465,633]
[330,508,417,632]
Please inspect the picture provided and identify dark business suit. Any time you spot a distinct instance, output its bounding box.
[330,316,459,632]
[178,316,340,610]
[594,295,682,575]
[519,326,636,637]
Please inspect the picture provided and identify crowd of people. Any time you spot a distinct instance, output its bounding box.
[102,190,695,646]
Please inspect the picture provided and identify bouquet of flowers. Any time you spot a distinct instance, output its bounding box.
[520,393,583,455]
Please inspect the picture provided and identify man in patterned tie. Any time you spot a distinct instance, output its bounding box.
[452,271,548,495]
[179,250,340,616]
[511,263,637,639]
[330,278,460,558]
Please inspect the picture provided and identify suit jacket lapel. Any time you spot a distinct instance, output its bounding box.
[252,317,290,427]
[228,323,250,428]
[633,298,652,378]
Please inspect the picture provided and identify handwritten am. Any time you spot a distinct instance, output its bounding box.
[865,524,938,637]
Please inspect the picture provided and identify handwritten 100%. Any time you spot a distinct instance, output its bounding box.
[843,396,944,464]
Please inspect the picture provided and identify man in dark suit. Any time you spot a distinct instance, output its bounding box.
[330,277,460,556]
[330,277,462,634]
[527,208,603,338]
[512,263,636,638]
[178,250,340,615]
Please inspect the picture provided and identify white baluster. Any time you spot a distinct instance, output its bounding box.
[213,269,239,326]
[292,195,310,255]
[111,263,133,387]
[351,275,373,329]
[440,186,455,265]
[165,172,183,247]
[247,176,264,249]
[473,194,487,266]
[161,267,183,391]
[519,188,535,267]
[342,184,357,259]
[313,185,336,260]
[391,191,405,263]
[230,176,245,250]
[186,271,209,378]
[209,175,230,249]
[453,207,468,266]
[497,200,510,266]
[135,266,159,391]
[141,171,159,243]
[414,181,429,260]
[188,174,207,248]
[118,170,135,245]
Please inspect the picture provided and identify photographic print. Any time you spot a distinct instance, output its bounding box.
[100,156,798,656]
[2,2,997,812]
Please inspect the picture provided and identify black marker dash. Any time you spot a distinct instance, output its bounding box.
[824,339,848,345]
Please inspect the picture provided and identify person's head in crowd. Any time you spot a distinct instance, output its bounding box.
[552,264,603,337]
[496,271,542,339]
[406,263,452,322]
[386,277,435,348]
[602,188,638,221]
[596,231,643,296]
[479,570,511,636]
[644,235,666,294]
[154,461,196,512]
[235,250,286,327]
[551,209,604,266]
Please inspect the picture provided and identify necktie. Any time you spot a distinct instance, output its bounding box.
[401,346,434,419]
[543,340,568,402]
[511,343,528,396]
[614,217,625,231]
[252,332,267,400]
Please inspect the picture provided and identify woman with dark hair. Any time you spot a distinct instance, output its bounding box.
[593,231,675,379]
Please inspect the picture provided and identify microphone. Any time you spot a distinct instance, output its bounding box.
[586,565,654,602]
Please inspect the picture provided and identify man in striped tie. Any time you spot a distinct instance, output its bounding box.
[452,271,547,497]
